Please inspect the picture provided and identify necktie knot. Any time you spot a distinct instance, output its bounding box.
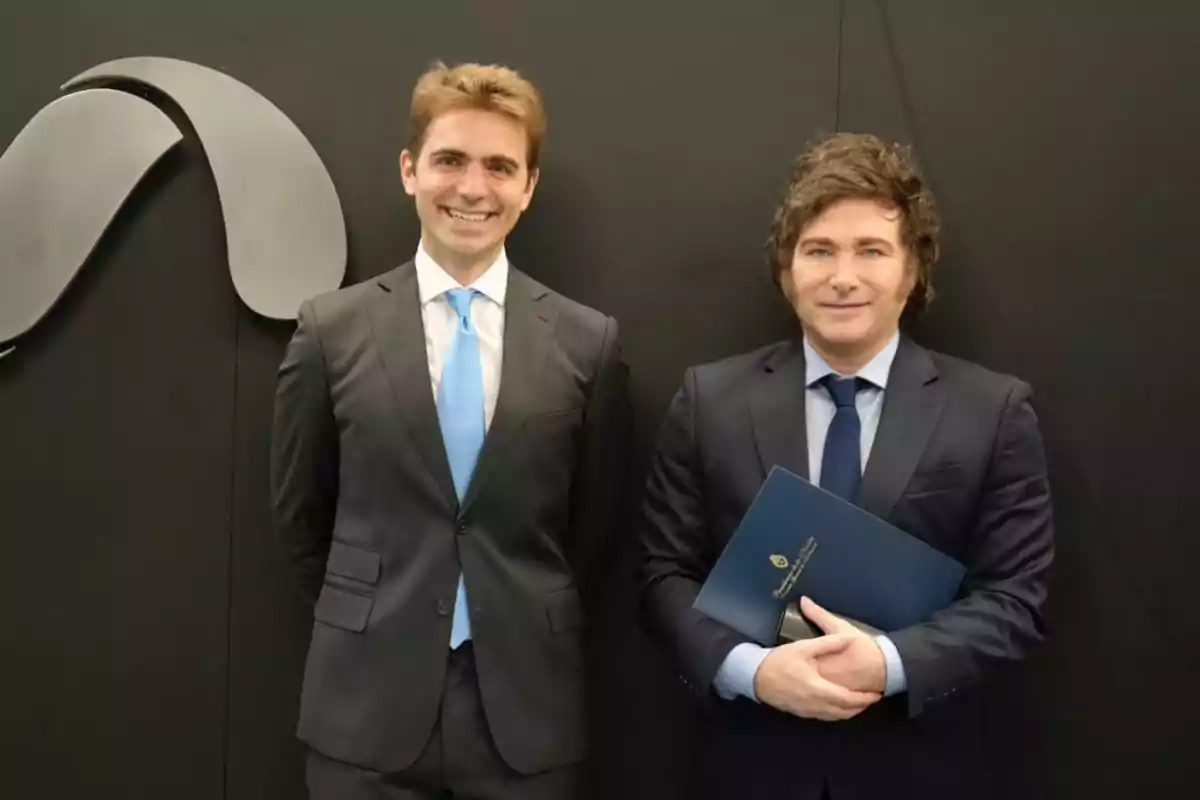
[821,375,867,408]
[444,288,478,325]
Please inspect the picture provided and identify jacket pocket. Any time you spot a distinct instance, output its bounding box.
[524,406,584,427]
[313,584,373,632]
[325,539,381,584]
[904,462,965,495]
[314,541,380,632]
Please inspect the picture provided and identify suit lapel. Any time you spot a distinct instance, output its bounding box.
[748,340,811,482]
[368,263,458,511]
[858,337,944,520]
[459,268,555,516]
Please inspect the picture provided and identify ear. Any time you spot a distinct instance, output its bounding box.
[779,270,795,304]
[519,166,540,212]
[399,149,418,197]
[900,255,920,302]
[778,250,798,304]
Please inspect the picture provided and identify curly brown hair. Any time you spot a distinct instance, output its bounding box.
[766,133,941,318]
[407,61,546,172]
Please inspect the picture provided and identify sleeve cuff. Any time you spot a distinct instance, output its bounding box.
[713,642,771,702]
[875,634,908,696]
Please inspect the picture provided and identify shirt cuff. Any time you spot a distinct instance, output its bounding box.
[713,642,771,702]
[875,634,908,696]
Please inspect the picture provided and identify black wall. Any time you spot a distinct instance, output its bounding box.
[2,2,1197,798]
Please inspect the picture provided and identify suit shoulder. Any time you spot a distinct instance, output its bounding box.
[521,272,614,339]
[690,341,791,388]
[305,274,378,322]
[551,290,611,329]
[925,347,1032,400]
[303,267,406,332]
[691,340,792,381]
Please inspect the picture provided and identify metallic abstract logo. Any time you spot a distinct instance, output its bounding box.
[0,57,347,359]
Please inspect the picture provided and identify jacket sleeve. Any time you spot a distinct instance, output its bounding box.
[890,381,1055,716]
[270,299,339,606]
[565,316,632,605]
[636,368,754,699]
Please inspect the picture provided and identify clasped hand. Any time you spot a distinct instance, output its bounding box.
[752,596,886,721]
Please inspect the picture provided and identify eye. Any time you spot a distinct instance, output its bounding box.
[489,162,516,176]
[861,247,885,258]
[804,247,833,258]
[434,153,463,167]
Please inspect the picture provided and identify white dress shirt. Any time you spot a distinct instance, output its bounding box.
[413,242,508,429]
[713,332,909,702]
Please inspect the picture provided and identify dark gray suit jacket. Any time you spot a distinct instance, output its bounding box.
[271,261,629,775]
[637,336,1054,799]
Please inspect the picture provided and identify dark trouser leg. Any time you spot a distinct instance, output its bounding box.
[306,743,446,800]
[442,643,583,800]
[307,642,581,800]
[305,670,447,800]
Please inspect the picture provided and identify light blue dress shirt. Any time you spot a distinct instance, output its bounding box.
[712,332,908,702]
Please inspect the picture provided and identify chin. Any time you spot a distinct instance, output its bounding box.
[440,232,495,254]
[448,237,490,252]
[814,325,871,346]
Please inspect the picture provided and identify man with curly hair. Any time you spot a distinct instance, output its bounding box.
[637,133,1054,799]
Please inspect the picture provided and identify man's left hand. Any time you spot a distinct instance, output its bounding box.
[801,596,887,695]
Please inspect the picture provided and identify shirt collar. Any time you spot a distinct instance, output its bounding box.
[804,331,901,390]
[414,240,509,307]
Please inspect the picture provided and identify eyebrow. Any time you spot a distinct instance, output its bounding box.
[430,148,521,171]
[483,154,521,171]
[797,236,895,248]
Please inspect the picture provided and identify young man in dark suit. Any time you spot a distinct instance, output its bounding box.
[637,133,1054,799]
[272,62,629,800]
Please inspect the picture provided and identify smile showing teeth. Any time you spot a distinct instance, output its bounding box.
[445,208,492,222]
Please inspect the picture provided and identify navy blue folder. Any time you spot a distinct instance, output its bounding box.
[693,466,967,645]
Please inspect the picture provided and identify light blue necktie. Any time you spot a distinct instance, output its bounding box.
[436,288,485,649]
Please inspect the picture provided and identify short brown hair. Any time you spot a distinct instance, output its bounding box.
[407,61,547,171]
[766,132,941,318]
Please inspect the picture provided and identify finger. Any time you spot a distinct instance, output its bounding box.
[793,632,855,659]
[800,596,849,635]
[810,675,881,709]
[839,703,871,721]
[816,705,857,722]
[804,707,844,722]
[800,699,862,722]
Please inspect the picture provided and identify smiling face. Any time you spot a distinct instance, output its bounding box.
[784,197,916,367]
[400,108,538,275]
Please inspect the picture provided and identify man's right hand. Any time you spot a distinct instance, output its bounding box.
[753,634,882,721]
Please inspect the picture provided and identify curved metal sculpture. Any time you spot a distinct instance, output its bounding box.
[0,56,347,356]
[0,89,182,347]
[63,57,347,320]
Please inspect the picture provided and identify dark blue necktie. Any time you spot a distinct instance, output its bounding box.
[819,375,867,503]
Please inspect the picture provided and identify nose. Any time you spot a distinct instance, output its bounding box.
[828,254,860,293]
[455,161,488,201]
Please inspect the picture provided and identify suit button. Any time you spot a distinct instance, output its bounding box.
[436,598,452,616]
[456,521,468,535]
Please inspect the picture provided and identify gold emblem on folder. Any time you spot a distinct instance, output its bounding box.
[771,537,819,599]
